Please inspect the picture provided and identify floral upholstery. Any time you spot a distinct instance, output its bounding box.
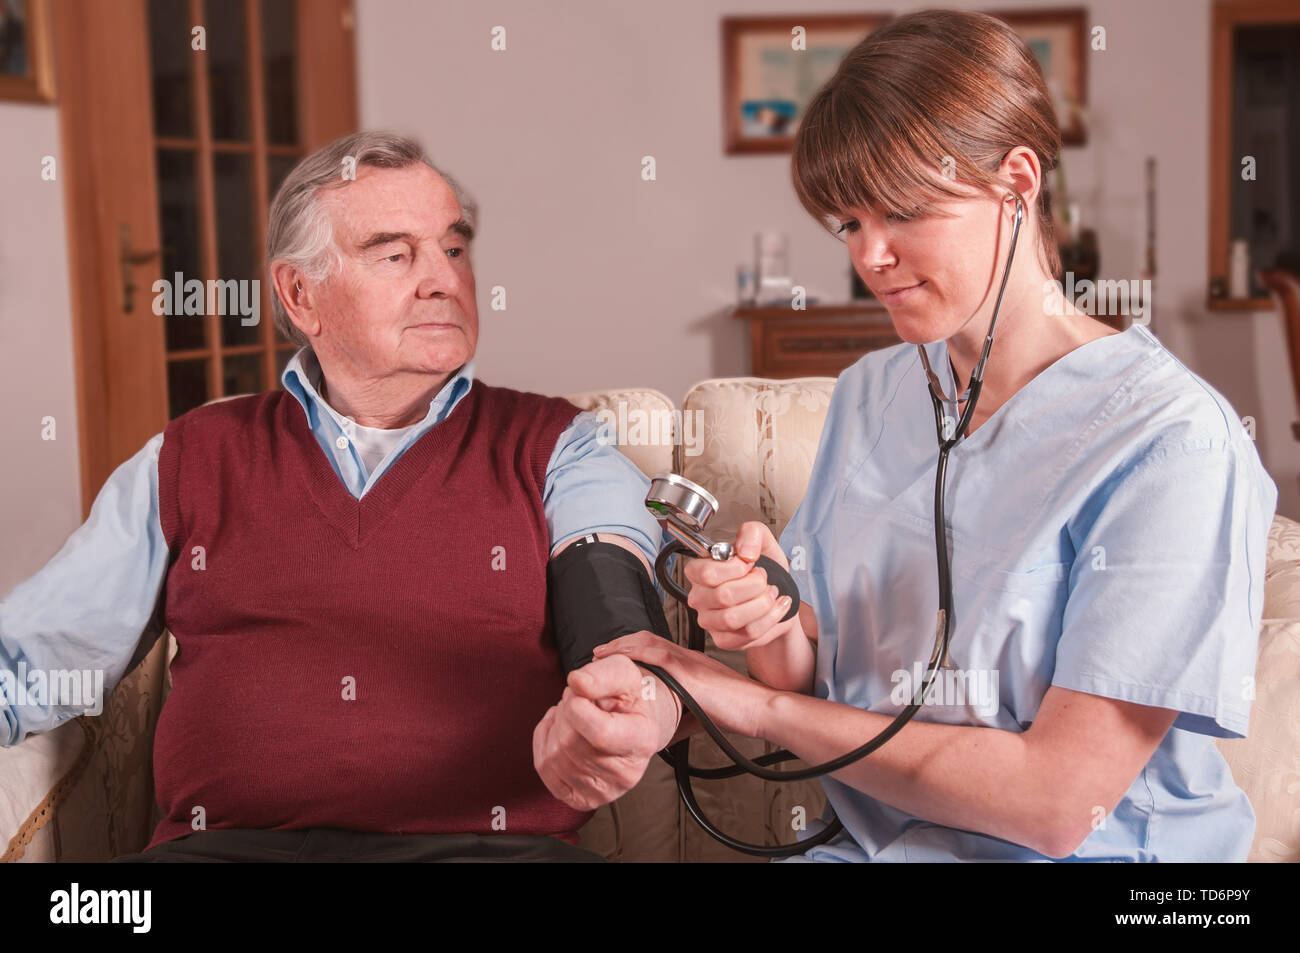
[1213,517,1300,861]
[670,377,835,861]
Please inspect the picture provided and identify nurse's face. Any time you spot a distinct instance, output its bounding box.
[836,182,1026,346]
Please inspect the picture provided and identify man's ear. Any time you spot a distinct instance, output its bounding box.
[270,260,322,339]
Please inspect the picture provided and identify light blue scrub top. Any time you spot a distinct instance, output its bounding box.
[776,324,1278,862]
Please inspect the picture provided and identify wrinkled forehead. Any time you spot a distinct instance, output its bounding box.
[318,163,464,240]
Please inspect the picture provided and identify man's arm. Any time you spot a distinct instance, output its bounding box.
[549,531,682,748]
[533,413,689,808]
[0,434,170,746]
[543,411,681,743]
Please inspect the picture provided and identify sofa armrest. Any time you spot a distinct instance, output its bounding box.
[1,633,172,862]
[0,716,96,861]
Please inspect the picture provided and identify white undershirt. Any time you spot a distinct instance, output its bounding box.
[337,416,420,476]
[315,368,423,478]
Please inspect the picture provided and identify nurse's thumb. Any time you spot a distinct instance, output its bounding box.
[734,520,781,565]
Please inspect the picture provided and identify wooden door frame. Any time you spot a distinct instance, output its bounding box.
[54,0,358,515]
[1208,0,1300,312]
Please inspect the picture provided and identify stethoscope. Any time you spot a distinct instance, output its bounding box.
[636,192,1025,857]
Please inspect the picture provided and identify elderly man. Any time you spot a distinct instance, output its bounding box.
[0,131,686,862]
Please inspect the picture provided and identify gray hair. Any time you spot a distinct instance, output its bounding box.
[266,130,478,346]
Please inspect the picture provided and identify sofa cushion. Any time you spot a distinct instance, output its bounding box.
[564,386,682,861]
[563,387,677,481]
[1213,513,1300,862]
[674,377,837,861]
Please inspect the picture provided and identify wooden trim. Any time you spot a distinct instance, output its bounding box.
[1207,296,1276,312]
[53,4,105,516]
[734,303,889,320]
[0,0,56,103]
[55,0,169,515]
[735,307,901,377]
[245,0,277,389]
[166,343,267,361]
[297,0,358,148]
[155,136,302,156]
[1210,2,1233,303]
[1208,0,1300,306]
[1212,0,1300,23]
[188,0,221,399]
[1259,269,1300,430]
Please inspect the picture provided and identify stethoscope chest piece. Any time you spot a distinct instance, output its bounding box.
[646,472,733,561]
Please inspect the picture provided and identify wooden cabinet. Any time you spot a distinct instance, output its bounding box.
[735,304,902,378]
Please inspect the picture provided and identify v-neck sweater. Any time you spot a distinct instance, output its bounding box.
[149,381,586,849]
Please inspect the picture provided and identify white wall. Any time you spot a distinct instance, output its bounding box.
[0,101,81,592]
[356,0,1300,516]
[2,0,1296,599]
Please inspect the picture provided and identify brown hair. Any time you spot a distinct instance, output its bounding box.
[792,9,1063,279]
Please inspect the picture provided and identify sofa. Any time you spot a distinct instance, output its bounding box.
[3,375,1298,862]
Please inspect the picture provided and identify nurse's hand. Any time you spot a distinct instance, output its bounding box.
[593,632,774,738]
[683,520,798,651]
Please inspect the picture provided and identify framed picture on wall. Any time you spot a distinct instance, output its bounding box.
[986,7,1089,145]
[0,0,55,104]
[722,14,888,155]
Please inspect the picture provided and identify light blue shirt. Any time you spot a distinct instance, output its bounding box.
[1,350,667,745]
[776,324,1277,862]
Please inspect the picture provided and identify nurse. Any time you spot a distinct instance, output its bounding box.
[593,9,1278,861]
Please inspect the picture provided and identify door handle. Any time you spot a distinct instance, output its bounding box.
[119,223,162,313]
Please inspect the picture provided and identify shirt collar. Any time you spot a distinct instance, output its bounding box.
[281,347,475,431]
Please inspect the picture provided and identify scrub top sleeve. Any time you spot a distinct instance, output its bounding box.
[1053,437,1275,739]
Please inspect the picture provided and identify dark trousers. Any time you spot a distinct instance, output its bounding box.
[110,828,606,863]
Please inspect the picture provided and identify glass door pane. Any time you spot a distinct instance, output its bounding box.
[205,0,251,141]
[262,0,298,145]
[156,148,206,352]
[214,151,260,347]
[148,0,194,137]
[148,0,311,417]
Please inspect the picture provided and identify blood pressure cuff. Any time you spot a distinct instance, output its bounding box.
[547,536,672,675]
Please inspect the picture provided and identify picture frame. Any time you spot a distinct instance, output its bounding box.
[985,7,1089,145]
[722,14,888,155]
[0,0,55,104]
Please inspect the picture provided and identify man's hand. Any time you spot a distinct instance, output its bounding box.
[532,649,681,811]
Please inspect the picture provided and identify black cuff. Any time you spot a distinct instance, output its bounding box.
[547,537,672,675]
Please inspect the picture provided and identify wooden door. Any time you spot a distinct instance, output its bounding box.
[54,0,357,514]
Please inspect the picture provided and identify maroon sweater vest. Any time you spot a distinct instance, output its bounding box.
[148,380,589,849]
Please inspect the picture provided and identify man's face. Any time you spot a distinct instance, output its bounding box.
[309,163,477,380]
